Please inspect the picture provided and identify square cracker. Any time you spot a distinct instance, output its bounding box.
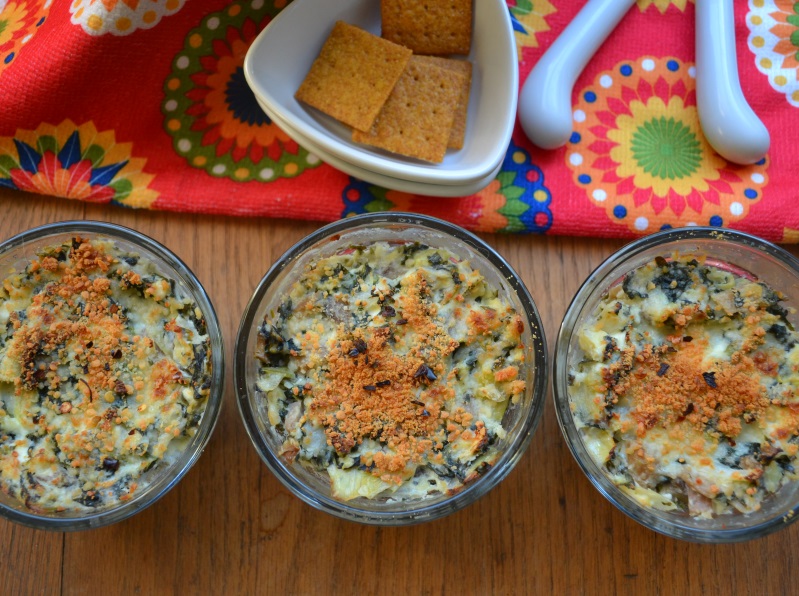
[381,0,473,55]
[352,55,466,163]
[295,21,412,132]
[411,55,472,149]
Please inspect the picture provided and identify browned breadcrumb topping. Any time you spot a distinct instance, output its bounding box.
[5,238,188,465]
[9,241,126,395]
[260,242,529,500]
[605,332,772,440]
[494,366,519,383]
[571,256,799,516]
[306,270,477,484]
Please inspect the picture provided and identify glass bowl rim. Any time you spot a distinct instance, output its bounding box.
[234,212,548,525]
[553,225,799,543]
[0,220,225,531]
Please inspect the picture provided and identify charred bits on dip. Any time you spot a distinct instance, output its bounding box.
[253,241,528,502]
[0,236,213,514]
[568,254,799,519]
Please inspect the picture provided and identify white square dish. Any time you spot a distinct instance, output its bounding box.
[243,0,517,186]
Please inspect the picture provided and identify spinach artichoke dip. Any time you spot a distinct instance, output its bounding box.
[0,237,212,513]
[255,242,527,501]
[569,255,799,518]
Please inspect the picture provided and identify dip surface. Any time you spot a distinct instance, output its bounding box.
[255,241,527,501]
[569,255,799,518]
[0,237,212,513]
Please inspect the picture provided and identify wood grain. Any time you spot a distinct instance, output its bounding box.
[1,188,798,595]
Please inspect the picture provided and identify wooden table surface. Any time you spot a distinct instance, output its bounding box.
[1,187,797,595]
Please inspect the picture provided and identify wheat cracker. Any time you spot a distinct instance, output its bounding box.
[352,55,466,163]
[295,21,412,131]
[381,0,472,55]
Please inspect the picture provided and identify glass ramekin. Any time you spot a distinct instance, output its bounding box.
[0,221,224,531]
[235,212,547,525]
[554,227,799,542]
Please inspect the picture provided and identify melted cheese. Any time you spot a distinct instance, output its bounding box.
[569,256,799,518]
[0,237,212,513]
[255,242,527,501]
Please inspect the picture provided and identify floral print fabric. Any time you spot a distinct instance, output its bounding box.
[0,120,158,207]
[0,0,796,240]
[566,57,768,234]
[0,0,49,76]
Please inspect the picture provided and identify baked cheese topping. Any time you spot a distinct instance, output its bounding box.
[255,241,527,501]
[569,255,799,518]
[0,237,212,513]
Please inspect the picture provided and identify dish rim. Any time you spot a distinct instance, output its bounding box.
[234,212,548,525]
[553,226,799,543]
[0,220,225,531]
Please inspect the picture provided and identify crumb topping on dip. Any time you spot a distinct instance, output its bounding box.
[0,237,212,513]
[255,241,527,501]
[569,255,799,518]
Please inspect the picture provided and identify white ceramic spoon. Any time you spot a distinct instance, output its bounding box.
[518,0,636,150]
[519,0,770,165]
[695,0,770,164]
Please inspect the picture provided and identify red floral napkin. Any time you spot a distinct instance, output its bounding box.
[1,0,797,241]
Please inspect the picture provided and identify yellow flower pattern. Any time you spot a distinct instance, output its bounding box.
[509,0,557,51]
[0,0,50,76]
[565,57,769,234]
[0,121,158,208]
[636,0,693,13]
[608,95,726,198]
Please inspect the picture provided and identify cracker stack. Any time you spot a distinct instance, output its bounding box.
[352,56,465,163]
[295,22,412,132]
[294,1,474,164]
[411,55,473,150]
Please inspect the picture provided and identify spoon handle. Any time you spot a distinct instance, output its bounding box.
[518,0,636,150]
[695,0,769,164]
